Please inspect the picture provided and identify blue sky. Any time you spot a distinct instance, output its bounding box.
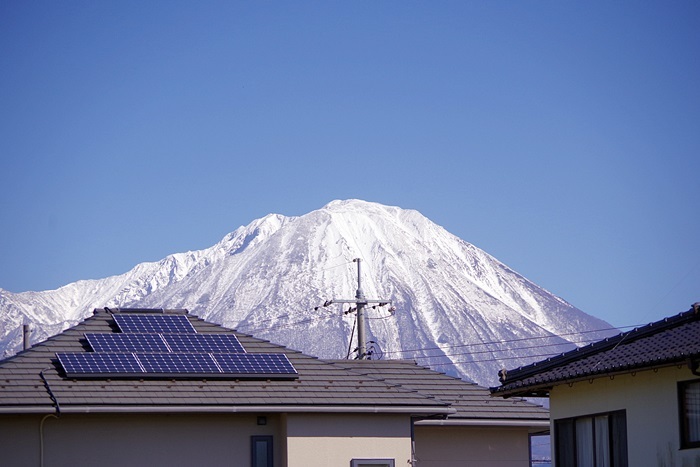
[1,1,698,328]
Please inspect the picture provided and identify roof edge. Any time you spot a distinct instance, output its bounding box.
[492,359,691,398]
[0,405,456,416]
[498,304,700,386]
[415,418,550,427]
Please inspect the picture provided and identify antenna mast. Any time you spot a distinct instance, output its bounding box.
[319,258,394,360]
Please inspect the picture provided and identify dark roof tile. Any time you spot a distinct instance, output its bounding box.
[493,304,700,397]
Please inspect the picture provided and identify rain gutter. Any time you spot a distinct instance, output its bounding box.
[415,418,550,427]
[0,405,456,416]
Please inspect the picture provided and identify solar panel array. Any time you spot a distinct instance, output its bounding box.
[56,313,298,379]
[85,333,245,354]
[56,352,298,378]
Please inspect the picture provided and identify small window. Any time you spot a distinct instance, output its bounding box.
[251,436,273,467]
[679,379,700,449]
[350,460,395,467]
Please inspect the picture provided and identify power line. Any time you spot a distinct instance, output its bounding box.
[239,310,641,359]
[240,319,640,368]
[404,337,601,361]
[430,351,570,366]
[380,325,639,357]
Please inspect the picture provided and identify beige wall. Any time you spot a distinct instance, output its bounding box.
[285,413,412,467]
[414,425,531,467]
[0,411,414,467]
[0,412,281,467]
[550,365,700,466]
[0,410,538,466]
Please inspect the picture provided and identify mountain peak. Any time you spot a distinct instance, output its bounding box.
[322,199,403,215]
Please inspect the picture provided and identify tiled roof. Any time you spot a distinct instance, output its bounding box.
[0,308,451,415]
[492,304,700,398]
[330,360,549,424]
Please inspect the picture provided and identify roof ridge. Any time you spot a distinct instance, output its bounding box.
[100,307,188,314]
[499,304,700,385]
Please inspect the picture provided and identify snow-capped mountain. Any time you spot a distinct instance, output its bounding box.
[0,200,614,386]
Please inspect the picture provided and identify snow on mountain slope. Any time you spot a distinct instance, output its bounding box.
[0,200,614,385]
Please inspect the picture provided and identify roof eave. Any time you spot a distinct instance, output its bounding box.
[414,418,550,428]
[493,358,695,398]
[0,404,456,416]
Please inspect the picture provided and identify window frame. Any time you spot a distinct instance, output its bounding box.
[678,378,700,450]
[350,460,396,467]
[554,410,627,467]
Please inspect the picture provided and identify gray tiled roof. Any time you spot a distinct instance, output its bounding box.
[330,360,548,422]
[492,304,700,398]
[0,309,450,415]
[1,307,548,426]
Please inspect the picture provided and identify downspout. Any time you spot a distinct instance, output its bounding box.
[39,368,61,467]
[410,417,417,467]
[40,414,58,467]
[410,412,450,466]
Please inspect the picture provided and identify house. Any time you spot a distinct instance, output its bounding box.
[0,307,548,467]
[492,303,700,466]
[333,360,549,466]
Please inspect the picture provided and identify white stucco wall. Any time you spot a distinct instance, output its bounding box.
[550,365,700,466]
[284,413,412,467]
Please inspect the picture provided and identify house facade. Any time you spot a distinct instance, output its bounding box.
[0,307,547,467]
[492,303,700,467]
[333,360,549,466]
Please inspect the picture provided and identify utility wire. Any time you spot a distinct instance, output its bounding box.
[425,351,574,366]
[241,319,638,367]
[381,325,640,356]
[236,302,650,368]
[345,318,357,360]
[241,310,640,360]
[404,337,601,361]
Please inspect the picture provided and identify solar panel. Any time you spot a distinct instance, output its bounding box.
[57,352,143,377]
[57,351,298,378]
[85,333,169,353]
[213,353,298,376]
[163,333,245,353]
[113,313,196,334]
[57,313,299,379]
[137,353,220,375]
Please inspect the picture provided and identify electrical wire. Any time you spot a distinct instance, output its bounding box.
[403,336,601,361]
[345,318,357,360]
[241,309,639,355]
[235,304,647,368]
[426,350,573,366]
[381,325,639,357]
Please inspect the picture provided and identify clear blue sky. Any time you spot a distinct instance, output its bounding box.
[1,1,698,328]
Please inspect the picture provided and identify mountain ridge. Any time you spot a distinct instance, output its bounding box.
[0,200,614,386]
